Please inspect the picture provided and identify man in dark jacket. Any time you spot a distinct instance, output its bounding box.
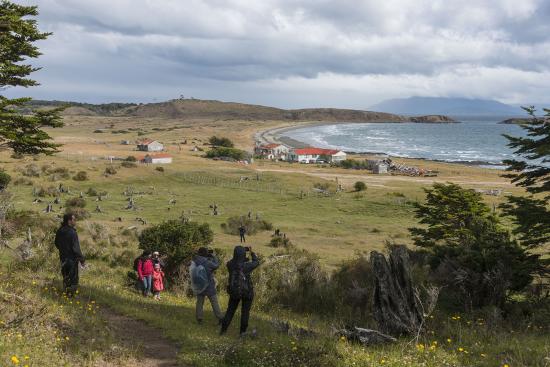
[220,245,260,335]
[238,225,246,243]
[194,247,224,323]
[55,213,85,295]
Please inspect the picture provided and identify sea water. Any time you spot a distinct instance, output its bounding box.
[283,116,527,166]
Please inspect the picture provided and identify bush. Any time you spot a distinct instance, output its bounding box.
[155,166,164,172]
[353,181,366,191]
[121,161,137,168]
[208,136,234,148]
[205,147,247,161]
[124,156,137,162]
[313,182,331,191]
[65,207,90,220]
[269,235,292,248]
[337,159,369,170]
[47,166,70,179]
[13,177,33,186]
[222,216,273,236]
[65,197,86,208]
[0,170,11,191]
[85,187,107,197]
[255,247,335,315]
[73,171,88,181]
[93,129,104,133]
[138,220,213,282]
[104,166,117,175]
[21,163,40,177]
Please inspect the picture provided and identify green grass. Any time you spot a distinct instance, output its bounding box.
[3,251,547,367]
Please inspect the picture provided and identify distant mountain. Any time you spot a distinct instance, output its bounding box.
[370,97,524,116]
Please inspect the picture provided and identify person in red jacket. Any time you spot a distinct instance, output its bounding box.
[137,251,154,296]
[152,263,165,300]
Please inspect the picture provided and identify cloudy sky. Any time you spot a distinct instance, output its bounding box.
[6,0,550,108]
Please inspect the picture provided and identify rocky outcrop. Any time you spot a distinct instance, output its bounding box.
[409,115,456,123]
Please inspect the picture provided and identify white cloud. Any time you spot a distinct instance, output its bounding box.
[5,0,550,106]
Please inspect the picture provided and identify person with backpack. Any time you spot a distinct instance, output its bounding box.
[191,247,224,324]
[220,245,260,336]
[137,251,154,296]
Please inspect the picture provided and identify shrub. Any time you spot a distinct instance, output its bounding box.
[65,207,90,220]
[313,182,330,191]
[353,181,366,191]
[124,156,137,162]
[88,188,107,197]
[121,161,137,168]
[337,159,369,170]
[222,216,273,236]
[205,147,247,161]
[208,136,234,148]
[93,129,104,133]
[48,166,70,179]
[13,177,33,186]
[269,235,292,248]
[255,247,335,315]
[0,170,11,191]
[65,197,86,208]
[138,220,213,281]
[73,171,88,181]
[104,166,117,175]
[21,163,40,177]
[155,166,164,172]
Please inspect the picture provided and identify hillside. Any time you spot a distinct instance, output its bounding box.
[24,98,455,123]
[371,96,523,116]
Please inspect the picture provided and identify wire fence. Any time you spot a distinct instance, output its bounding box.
[175,172,299,196]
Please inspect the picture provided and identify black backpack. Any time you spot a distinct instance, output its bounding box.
[227,264,250,298]
[133,256,141,272]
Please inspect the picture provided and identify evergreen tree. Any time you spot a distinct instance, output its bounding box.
[0,1,63,155]
[409,183,541,308]
[501,107,550,249]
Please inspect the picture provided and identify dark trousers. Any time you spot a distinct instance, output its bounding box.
[221,296,253,334]
[240,234,246,243]
[61,259,79,293]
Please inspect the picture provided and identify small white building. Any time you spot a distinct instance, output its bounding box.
[254,143,290,160]
[139,153,173,164]
[137,139,164,152]
[288,148,347,164]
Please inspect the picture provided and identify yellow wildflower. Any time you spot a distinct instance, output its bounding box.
[11,355,20,364]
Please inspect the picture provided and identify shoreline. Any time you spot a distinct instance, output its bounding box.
[255,121,507,169]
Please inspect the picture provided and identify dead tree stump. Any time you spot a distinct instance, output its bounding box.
[371,245,423,336]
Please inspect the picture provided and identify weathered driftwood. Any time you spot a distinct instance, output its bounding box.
[337,326,396,346]
[371,246,423,336]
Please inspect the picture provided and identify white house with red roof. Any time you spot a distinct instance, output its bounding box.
[137,139,164,152]
[288,147,346,163]
[137,153,173,164]
[254,142,290,160]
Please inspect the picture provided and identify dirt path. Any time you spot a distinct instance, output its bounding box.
[99,307,183,367]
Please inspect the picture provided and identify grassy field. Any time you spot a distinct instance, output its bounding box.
[1,115,547,366]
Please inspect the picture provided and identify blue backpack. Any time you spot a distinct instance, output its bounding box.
[190,261,209,295]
